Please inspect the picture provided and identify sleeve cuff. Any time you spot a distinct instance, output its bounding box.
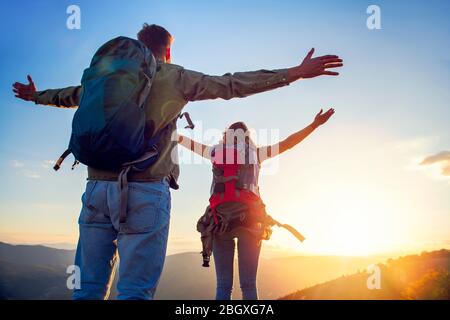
[274,68,290,86]
[32,91,41,104]
[257,69,290,90]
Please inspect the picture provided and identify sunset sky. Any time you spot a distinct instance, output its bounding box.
[0,0,449,257]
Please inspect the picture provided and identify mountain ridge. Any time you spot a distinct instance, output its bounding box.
[280,249,450,300]
[3,241,440,300]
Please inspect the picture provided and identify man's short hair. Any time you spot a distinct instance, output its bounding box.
[137,23,172,56]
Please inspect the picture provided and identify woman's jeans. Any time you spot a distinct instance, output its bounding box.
[213,229,262,300]
[73,179,171,300]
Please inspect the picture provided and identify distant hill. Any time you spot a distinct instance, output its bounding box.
[0,241,388,300]
[0,242,74,299]
[154,253,379,300]
[0,242,74,268]
[0,259,71,300]
[280,249,450,300]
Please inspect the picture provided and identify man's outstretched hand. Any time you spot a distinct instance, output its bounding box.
[13,75,37,102]
[288,48,343,81]
[313,108,335,127]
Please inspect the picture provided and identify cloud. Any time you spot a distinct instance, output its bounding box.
[394,137,439,153]
[21,170,41,179]
[10,160,24,168]
[443,166,450,176]
[420,151,450,177]
[9,160,40,178]
[41,160,55,169]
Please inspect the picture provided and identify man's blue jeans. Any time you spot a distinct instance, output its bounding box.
[213,230,262,300]
[73,179,171,300]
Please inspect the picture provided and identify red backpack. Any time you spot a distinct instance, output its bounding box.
[208,145,261,224]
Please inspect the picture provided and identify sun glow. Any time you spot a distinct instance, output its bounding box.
[261,149,411,257]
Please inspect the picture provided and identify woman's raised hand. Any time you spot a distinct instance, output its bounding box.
[313,108,335,127]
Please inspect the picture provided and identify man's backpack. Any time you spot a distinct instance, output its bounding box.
[54,36,193,226]
[55,36,159,171]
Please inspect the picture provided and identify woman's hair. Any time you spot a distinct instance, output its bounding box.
[228,121,249,132]
[223,121,255,146]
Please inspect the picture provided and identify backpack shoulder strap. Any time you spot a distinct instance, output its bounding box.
[118,112,195,226]
[53,149,72,171]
